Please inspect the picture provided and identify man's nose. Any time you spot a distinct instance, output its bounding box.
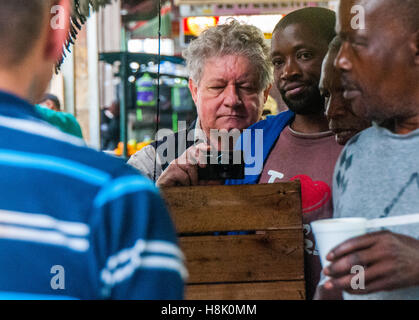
[280,58,302,81]
[335,42,352,71]
[224,85,241,108]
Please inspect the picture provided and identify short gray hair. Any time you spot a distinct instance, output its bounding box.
[182,19,273,91]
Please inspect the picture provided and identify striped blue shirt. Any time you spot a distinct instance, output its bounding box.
[0,90,185,300]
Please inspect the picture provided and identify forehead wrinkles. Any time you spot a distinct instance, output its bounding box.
[203,55,255,83]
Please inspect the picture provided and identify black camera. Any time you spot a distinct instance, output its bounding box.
[198,150,245,180]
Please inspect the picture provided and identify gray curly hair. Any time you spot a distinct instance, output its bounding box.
[182,19,273,92]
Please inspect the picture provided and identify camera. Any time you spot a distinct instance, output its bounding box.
[198,150,244,180]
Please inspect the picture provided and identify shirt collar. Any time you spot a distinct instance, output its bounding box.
[0,90,42,121]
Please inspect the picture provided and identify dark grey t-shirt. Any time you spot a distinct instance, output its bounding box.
[332,123,419,300]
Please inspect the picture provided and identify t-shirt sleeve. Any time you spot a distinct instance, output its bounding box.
[91,175,186,300]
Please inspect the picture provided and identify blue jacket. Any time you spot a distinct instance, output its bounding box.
[226,110,295,185]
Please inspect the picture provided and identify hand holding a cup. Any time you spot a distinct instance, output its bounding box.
[322,230,419,295]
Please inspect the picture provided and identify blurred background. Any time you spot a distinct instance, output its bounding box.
[48,0,338,155]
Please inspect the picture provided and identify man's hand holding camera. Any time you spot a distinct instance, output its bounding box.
[156,143,222,187]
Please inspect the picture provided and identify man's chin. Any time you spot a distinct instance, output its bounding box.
[283,97,311,114]
[282,89,324,115]
[288,105,324,115]
[216,118,249,132]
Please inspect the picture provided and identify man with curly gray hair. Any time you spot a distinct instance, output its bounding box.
[128,20,272,186]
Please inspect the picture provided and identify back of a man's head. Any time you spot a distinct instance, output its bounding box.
[0,1,51,67]
[273,7,336,44]
[0,0,70,104]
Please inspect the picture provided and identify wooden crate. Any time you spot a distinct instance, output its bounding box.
[162,182,305,300]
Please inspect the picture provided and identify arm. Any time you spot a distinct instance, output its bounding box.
[127,145,163,181]
[92,175,186,299]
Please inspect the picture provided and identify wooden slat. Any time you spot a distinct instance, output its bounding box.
[162,182,302,233]
[163,183,305,299]
[186,281,306,300]
[180,230,304,284]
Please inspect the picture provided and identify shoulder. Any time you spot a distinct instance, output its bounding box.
[23,127,151,186]
[65,143,161,212]
[129,144,156,163]
[34,104,63,123]
[339,126,377,159]
[3,124,160,221]
[34,105,83,138]
[127,144,159,178]
[248,110,295,131]
[333,127,377,194]
[60,112,81,126]
[70,143,150,182]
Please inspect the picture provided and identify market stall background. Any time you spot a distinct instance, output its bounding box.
[48,0,338,156]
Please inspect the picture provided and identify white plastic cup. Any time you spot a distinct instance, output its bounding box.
[311,218,368,268]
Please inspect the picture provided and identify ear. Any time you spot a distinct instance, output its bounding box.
[188,78,199,105]
[44,0,71,63]
[263,84,272,104]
